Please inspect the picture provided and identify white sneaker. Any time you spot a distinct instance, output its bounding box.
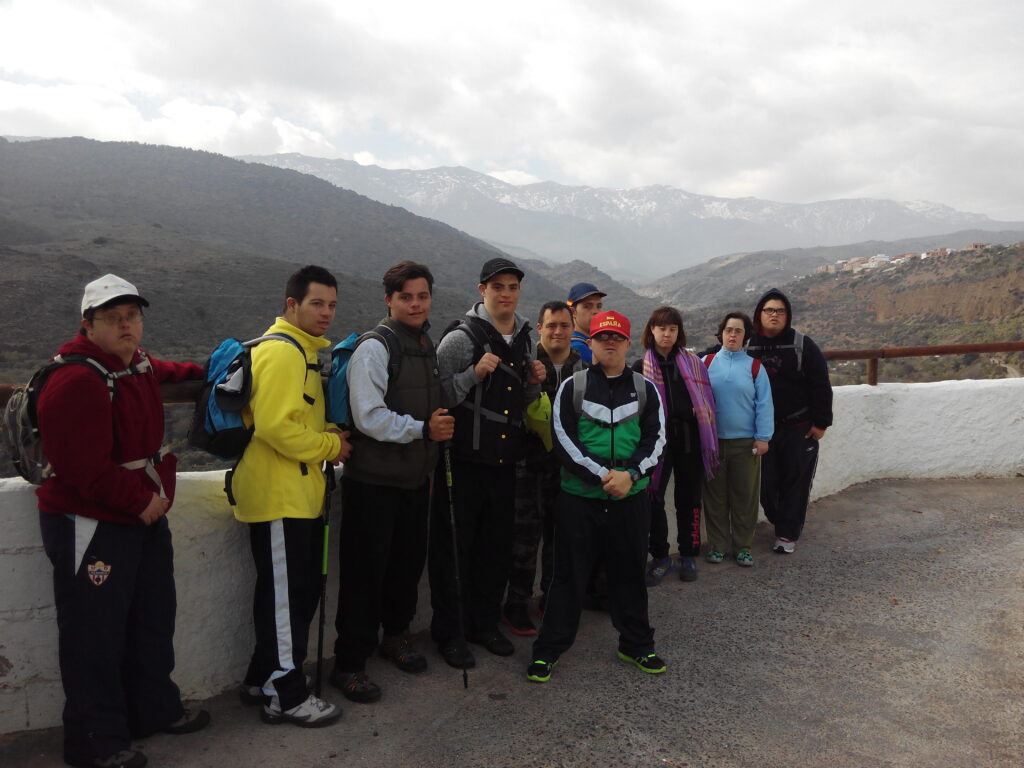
[241,674,312,706]
[261,694,342,727]
[773,537,796,554]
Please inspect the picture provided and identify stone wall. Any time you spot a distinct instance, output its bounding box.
[1,378,1022,734]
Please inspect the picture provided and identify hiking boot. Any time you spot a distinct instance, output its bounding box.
[644,556,675,587]
[162,708,211,735]
[69,750,148,768]
[736,550,754,567]
[379,633,428,673]
[773,537,796,554]
[678,556,698,581]
[526,659,558,683]
[438,640,477,669]
[705,549,725,564]
[467,628,515,657]
[330,669,382,704]
[616,651,667,674]
[502,602,537,636]
[261,694,342,727]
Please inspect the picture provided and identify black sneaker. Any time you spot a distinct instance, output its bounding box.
[526,659,558,683]
[438,640,477,669]
[68,750,148,768]
[330,669,382,703]
[616,650,667,674]
[678,556,698,582]
[162,708,211,735]
[502,602,537,636]
[644,556,676,587]
[467,628,515,656]
[379,633,428,673]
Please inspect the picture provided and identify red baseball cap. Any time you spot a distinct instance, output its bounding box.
[589,310,630,339]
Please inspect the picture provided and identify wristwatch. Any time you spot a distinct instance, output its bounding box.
[627,468,640,483]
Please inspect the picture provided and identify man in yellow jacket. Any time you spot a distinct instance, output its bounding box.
[232,265,351,728]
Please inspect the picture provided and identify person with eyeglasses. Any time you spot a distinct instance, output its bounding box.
[701,312,774,567]
[527,311,667,683]
[746,289,833,555]
[35,274,209,768]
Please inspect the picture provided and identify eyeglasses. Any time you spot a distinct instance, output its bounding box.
[762,307,787,316]
[93,310,144,325]
[592,332,627,343]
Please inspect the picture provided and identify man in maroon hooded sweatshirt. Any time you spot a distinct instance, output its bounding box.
[36,274,210,768]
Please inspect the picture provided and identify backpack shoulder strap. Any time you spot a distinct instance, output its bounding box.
[247,333,317,389]
[357,325,404,383]
[704,352,716,368]
[751,358,761,380]
[456,317,493,357]
[571,369,588,415]
[631,371,647,414]
[50,354,117,398]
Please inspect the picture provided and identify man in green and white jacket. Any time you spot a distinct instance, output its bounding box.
[528,310,667,683]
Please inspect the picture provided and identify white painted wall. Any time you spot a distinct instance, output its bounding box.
[1,378,1022,734]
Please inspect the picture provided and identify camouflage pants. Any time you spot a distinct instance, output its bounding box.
[506,460,560,606]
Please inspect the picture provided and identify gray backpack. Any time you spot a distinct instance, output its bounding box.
[1,353,149,484]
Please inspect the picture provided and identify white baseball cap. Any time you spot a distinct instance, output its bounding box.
[81,273,149,316]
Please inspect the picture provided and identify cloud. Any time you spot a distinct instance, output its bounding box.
[1,0,1022,219]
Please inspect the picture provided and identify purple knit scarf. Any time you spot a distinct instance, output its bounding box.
[642,348,720,484]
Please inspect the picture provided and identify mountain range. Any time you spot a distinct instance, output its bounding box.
[239,153,1024,278]
[0,137,1020,474]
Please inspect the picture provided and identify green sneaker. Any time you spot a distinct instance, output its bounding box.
[616,651,667,674]
[526,659,557,682]
[705,549,725,564]
[736,550,753,567]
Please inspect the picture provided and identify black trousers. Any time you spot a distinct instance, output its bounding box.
[334,477,430,672]
[507,459,559,606]
[428,460,516,643]
[243,517,323,711]
[532,491,655,662]
[760,422,820,541]
[648,440,704,559]
[40,512,184,765]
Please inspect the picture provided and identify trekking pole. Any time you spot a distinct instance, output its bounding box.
[315,464,337,698]
[443,445,469,689]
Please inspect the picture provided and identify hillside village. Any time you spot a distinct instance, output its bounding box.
[814,241,992,275]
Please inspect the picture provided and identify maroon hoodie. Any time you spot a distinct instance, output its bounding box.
[35,335,202,523]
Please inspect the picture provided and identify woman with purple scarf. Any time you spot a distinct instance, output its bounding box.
[631,306,720,586]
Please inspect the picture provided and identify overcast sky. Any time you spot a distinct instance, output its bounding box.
[2,0,1022,220]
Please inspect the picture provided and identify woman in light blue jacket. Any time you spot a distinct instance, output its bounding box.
[701,312,774,566]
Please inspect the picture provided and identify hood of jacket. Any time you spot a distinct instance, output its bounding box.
[753,287,793,335]
[466,301,531,337]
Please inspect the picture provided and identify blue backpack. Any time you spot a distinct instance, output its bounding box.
[326,326,402,429]
[188,333,305,460]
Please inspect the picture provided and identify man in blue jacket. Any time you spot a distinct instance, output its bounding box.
[527,311,666,683]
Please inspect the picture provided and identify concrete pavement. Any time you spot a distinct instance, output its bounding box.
[2,477,1022,767]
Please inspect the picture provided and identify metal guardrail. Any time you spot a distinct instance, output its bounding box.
[1,342,1023,407]
[824,341,1024,385]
